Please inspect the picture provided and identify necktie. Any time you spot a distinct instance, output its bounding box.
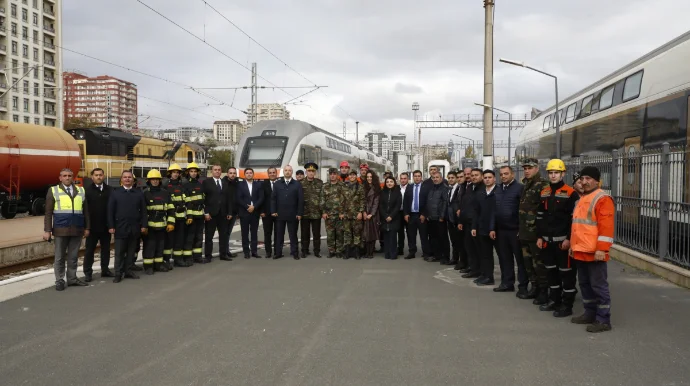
[503,185,507,191]
[216,179,221,191]
[413,184,419,212]
[271,181,274,191]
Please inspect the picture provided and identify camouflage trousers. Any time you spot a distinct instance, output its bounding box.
[341,218,360,248]
[521,240,548,289]
[325,218,345,254]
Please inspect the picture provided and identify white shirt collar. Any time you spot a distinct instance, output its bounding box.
[284,178,292,184]
[486,184,496,194]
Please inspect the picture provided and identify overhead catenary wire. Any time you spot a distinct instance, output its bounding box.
[199,0,357,120]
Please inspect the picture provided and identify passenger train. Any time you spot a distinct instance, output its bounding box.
[514,30,690,259]
[235,120,394,180]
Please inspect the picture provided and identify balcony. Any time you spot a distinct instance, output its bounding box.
[45,109,56,117]
[43,25,54,35]
[0,44,6,54]
[0,100,7,111]
[43,8,55,18]
[44,92,55,100]
[44,59,54,68]
[0,24,5,35]
[44,76,55,83]
[43,41,54,51]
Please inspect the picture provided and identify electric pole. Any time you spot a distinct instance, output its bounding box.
[250,62,257,126]
[482,0,495,170]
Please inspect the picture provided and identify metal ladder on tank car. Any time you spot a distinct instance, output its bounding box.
[0,123,20,218]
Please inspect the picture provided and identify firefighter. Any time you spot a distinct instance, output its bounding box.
[164,163,189,268]
[183,162,205,265]
[535,159,579,317]
[143,170,175,275]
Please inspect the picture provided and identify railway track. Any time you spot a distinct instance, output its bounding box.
[0,244,110,279]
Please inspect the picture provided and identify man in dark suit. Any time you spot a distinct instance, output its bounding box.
[202,164,234,263]
[261,167,279,258]
[107,170,147,283]
[271,165,304,259]
[236,167,263,258]
[83,168,114,282]
[403,170,424,259]
[222,167,240,258]
[445,171,463,266]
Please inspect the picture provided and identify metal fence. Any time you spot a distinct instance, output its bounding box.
[513,143,690,269]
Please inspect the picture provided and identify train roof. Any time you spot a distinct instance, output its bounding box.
[534,29,690,119]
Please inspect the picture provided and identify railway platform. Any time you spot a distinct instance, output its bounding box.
[0,217,68,268]
[0,223,689,385]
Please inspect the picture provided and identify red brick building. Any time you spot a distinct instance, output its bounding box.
[63,72,138,130]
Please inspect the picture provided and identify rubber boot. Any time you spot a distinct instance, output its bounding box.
[532,288,549,305]
[518,285,538,300]
[539,300,558,312]
[144,264,154,275]
[553,305,573,318]
[174,257,189,267]
[185,257,194,266]
[155,262,169,273]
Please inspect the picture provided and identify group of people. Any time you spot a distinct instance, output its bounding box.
[44,157,614,333]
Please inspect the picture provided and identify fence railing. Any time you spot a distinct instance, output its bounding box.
[513,143,690,269]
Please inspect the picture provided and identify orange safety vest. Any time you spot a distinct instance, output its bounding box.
[571,189,614,261]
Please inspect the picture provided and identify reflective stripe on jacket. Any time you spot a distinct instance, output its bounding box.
[571,188,615,262]
[52,185,85,229]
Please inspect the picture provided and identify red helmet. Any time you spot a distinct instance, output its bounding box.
[339,161,349,168]
[359,163,369,169]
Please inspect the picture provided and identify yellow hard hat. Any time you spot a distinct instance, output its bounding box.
[186,162,200,171]
[147,169,162,179]
[168,163,182,172]
[546,159,566,172]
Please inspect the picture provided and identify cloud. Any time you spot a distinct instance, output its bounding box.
[62,0,690,158]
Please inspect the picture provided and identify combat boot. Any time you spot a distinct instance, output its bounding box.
[518,286,538,300]
[532,288,548,305]
[155,262,169,273]
[570,313,596,325]
[174,257,189,267]
[553,305,573,318]
[144,265,154,275]
[539,301,558,312]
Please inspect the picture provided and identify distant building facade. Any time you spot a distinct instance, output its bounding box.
[63,72,137,130]
[246,103,290,127]
[213,120,246,144]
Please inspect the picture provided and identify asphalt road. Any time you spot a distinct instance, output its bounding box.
[0,224,689,386]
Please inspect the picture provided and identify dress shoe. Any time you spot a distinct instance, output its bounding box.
[124,271,140,279]
[301,253,308,259]
[220,256,233,261]
[293,254,300,260]
[553,306,573,318]
[476,277,495,286]
[252,253,261,258]
[69,279,89,287]
[113,276,122,283]
[404,254,416,259]
[314,253,322,258]
[454,264,467,271]
[515,288,529,298]
[458,268,471,274]
[539,301,558,312]
[55,281,65,291]
[265,253,272,259]
[130,265,143,271]
[571,313,596,325]
[439,259,450,265]
[202,258,213,264]
[586,321,612,333]
[461,272,481,279]
[229,252,237,258]
[274,254,284,259]
[473,276,486,284]
[493,285,514,292]
[101,269,116,277]
[84,274,93,283]
[144,266,154,275]
[244,253,251,259]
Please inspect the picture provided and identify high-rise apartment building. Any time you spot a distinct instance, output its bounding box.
[0,0,62,127]
[213,120,246,144]
[246,103,290,127]
[63,71,137,131]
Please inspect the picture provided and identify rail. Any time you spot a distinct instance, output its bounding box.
[514,144,690,269]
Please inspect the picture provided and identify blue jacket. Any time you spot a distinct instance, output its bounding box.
[494,179,523,230]
[472,185,496,236]
[107,186,148,239]
[235,180,264,218]
[270,178,304,221]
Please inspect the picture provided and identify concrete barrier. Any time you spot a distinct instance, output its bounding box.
[610,244,690,289]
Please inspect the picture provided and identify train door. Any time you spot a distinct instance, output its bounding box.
[622,136,641,226]
[314,147,323,180]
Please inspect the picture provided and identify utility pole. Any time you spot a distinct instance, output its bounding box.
[355,121,359,145]
[342,121,346,139]
[250,62,257,126]
[482,0,495,170]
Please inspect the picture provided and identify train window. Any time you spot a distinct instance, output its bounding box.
[599,85,615,111]
[558,109,566,126]
[542,115,551,131]
[574,100,582,120]
[187,151,193,163]
[579,95,593,118]
[590,91,602,114]
[565,103,576,123]
[298,148,306,165]
[623,70,643,101]
[548,114,554,129]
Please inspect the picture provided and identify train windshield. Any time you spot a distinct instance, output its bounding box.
[240,136,289,167]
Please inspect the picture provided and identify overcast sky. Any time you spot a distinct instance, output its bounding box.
[63,0,690,155]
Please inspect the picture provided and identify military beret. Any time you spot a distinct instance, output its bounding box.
[304,162,318,171]
[328,168,338,174]
[521,158,539,167]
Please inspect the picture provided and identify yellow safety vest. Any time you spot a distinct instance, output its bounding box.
[52,185,86,228]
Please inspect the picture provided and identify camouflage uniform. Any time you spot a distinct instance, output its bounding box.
[300,177,323,256]
[519,161,550,297]
[321,180,347,256]
[343,180,366,253]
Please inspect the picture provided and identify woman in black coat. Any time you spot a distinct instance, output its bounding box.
[379,176,402,260]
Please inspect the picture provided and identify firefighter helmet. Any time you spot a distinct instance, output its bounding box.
[168,163,182,172]
[186,162,200,171]
[147,169,162,179]
[546,159,566,172]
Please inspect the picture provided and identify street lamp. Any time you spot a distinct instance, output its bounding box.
[499,58,560,158]
[475,102,512,166]
[452,134,476,159]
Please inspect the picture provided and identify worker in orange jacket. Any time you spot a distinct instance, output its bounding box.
[570,166,614,333]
